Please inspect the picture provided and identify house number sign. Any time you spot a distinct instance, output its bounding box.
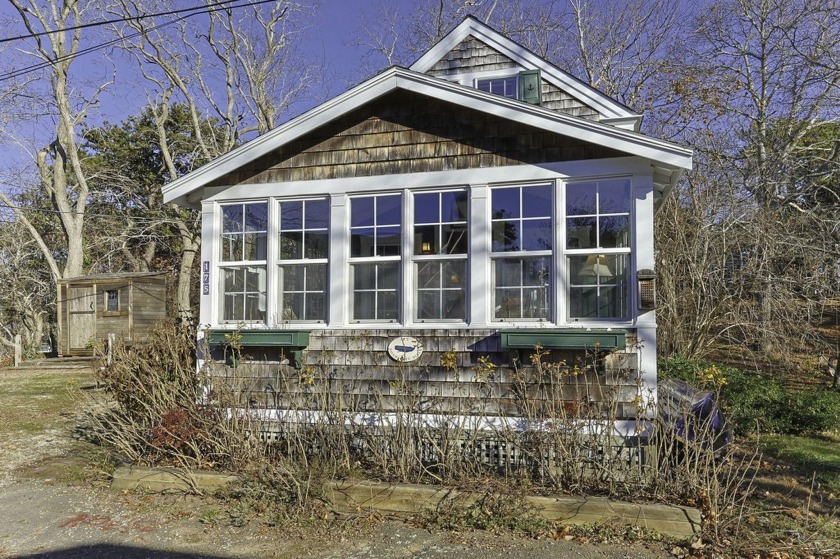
[202,261,210,295]
[387,336,423,362]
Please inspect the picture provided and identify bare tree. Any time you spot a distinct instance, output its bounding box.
[102,0,318,314]
[4,0,112,281]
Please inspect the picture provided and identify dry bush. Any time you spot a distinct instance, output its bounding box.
[87,323,759,540]
[86,321,261,472]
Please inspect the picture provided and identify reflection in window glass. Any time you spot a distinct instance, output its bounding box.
[565,180,630,249]
[221,202,267,262]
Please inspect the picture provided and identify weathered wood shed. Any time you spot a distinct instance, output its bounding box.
[56,272,168,357]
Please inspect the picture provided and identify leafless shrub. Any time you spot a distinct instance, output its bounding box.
[88,323,758,540]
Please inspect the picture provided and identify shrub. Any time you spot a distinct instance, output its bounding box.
[661,358,839,436]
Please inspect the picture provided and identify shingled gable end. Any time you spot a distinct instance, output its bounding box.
[163,17,692,439]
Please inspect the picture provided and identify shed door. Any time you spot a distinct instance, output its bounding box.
[67,285,96,351]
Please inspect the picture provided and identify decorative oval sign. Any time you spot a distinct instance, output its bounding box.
[387,336,423,363]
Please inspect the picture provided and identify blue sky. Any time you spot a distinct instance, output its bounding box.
[0,0,413,177]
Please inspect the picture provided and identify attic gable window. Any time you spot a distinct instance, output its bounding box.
[476,76,517,98]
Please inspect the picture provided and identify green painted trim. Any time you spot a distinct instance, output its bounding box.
[499,329,625,350]
[207,330,310,348]
[518,69,542,105]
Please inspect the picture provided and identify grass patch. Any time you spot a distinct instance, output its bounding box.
[0,372,91,434]
[762,432,840,494]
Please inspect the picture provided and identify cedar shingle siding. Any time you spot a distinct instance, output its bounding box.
[425,36,600,121]
[209,90,622,186]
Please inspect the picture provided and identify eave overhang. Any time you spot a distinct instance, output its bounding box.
[163,67,692,209]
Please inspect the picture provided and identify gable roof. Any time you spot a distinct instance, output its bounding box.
[410,16,642,130]
[163,66,691,208]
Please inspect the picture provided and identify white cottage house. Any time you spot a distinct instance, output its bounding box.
[163,17,692,435]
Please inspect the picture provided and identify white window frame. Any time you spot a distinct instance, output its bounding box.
[277,197,329,323]
[411,188,469,323]
[218,201,268,324]
[348,192,403,323]
[475,73,519,99]
[489,183,554,323]
[563,178,633,321]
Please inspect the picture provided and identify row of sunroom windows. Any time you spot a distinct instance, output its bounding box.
[218,179,632,324]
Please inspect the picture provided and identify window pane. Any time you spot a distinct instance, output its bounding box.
[414,225,438,255]
[495,259,521,287]
[492,187,519,218]
[566,183,596,215]
[244,203,267,231]
[377,195,402,225]
[377,291,399,320]
[599,216,629,248]
[569,286,598,318]
[523,257,551,286]
[522,184,552,218]
[221,235,243,262]
[243,232,267,260]
[353,263,376,289]
[305,231,329,259]
[378,262,399,289]
[522,219,552,251]
[282,293,303,321]
[281,265,304,291]
[414,192,439,224]
[351,197,375,227]
[442,289,465,320]
[280,201,302,230]
[280,231,302,259]
[417,261,441,288]
[599,179,631,213]
[222,205,243,232]
[245,267,265,291]
[244,293,264,321]
[377,227,401,256]
[496,288,520,318]
[441,190,468,222]
[224,268,243,291]
[305,199,329,228]
[567,217,596,249]
[354,291,376,320]
[492,221,520,252]
[305,293,325,321]
[417,291,439,320]
[351,228,376,257]
[305,264,327,291]
[224,294,243,321]
[441,223,468,254]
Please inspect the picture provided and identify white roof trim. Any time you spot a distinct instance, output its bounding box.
[163,67,691,207]
[409,17,641,126]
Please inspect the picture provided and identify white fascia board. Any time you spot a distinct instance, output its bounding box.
[162,70,400,206]
[166,67,690,208]
[395,71,692,170]
[409,18,640,123]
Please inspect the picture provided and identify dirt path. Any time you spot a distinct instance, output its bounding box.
[0,366,673,559]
